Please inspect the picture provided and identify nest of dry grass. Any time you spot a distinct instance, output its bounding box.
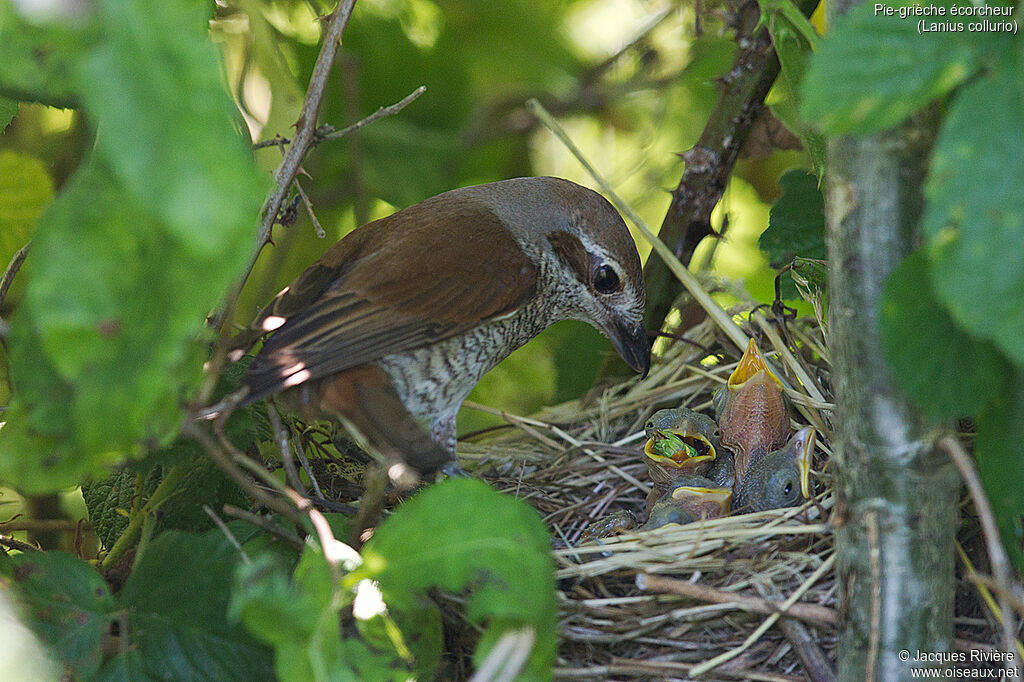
[454,302,1006,680]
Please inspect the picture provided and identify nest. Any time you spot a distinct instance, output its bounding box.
[452,303,1006,680]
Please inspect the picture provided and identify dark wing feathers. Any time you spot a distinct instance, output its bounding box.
[241,196,538,401]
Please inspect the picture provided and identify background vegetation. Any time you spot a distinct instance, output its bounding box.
[0,0,1020,678]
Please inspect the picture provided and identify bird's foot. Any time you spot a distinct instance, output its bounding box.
[438,460,471,480]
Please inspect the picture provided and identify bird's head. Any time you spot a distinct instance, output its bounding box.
[734,427,816,512]
[713,338,784,417]
[495,177,649,376]
[645,478,732,530]
[641,408,721,482]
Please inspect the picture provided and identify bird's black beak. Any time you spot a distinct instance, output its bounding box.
[609,320,651,378]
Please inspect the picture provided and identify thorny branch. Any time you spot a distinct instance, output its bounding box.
[640,0,820,337]
[249,0,356,272]
[252,85,426,151]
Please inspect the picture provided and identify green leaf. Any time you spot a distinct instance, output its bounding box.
[923,60,1024,365]
[358,478,557,680]
[0,3,90,108]
[232,545,389,682]
[0,97,17,131]
[1,551,114,679]
[769,80,826,177]
[0,0,268,492]
[975,370,1024,571]
[759,169,825,300]
[81,0,265,253]
[800,1,976,134]
[82,468,147,550]
[880,251,1009,419]
[760,169,825,268]
[103,530,274,680]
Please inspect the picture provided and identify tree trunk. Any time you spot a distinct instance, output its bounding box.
[825,4,959,678]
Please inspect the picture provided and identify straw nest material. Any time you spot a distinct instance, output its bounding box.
[453,300,1006,681]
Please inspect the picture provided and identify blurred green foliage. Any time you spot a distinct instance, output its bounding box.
[0,0,806,440]
[1,531,275,680]
[0,0,826,676]
[804,0,1024,568]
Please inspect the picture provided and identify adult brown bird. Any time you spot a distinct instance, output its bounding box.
[236,177,649,477]
[713,339,790,487]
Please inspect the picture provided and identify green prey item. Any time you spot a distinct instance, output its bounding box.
[649,432,697,460]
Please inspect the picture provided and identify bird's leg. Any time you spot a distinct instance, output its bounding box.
[349,464,390,549]
[431,413,469,478]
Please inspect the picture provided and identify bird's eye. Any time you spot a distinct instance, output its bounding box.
[783,481,793,496]
[592,264,621,294]
[645,421,654,430]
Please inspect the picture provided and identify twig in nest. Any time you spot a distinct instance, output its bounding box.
[636,572,836,627]
[754,581,836,682]
[688,553,836,676]
[941,435,1022,666]
[468,627,534,682]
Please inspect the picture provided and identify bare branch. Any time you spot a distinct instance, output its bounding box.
[319,85,425,143]
[0,242,30,310]
[234,0,358,304]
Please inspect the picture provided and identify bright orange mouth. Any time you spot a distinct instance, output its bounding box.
[728,338,783,389]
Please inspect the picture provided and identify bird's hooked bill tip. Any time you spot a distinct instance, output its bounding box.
[610,320,651,378]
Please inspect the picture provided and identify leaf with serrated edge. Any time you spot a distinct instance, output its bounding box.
[801,1,976,134]
[1,552,114,679]
[102,531,273,680]
[357,478,557,680]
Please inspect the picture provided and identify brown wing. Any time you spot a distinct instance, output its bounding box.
[242,194,539,401]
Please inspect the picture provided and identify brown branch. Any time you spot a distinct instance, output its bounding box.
[0,518,87,533]
[224,0,358,325]
[197,1,359,406]
[635,572,837,628]
[0,242,30,310]
[640,0,819,337]
[0,534,40,553]
[186,421,304,525]
[255,1,355,245]
[777,617,837,682]
[251,85,426,150]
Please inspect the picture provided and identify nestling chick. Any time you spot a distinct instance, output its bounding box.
[644,475,732,530]
[642,408,728,511]
[733,427,815,512]
[714,339,790,486]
